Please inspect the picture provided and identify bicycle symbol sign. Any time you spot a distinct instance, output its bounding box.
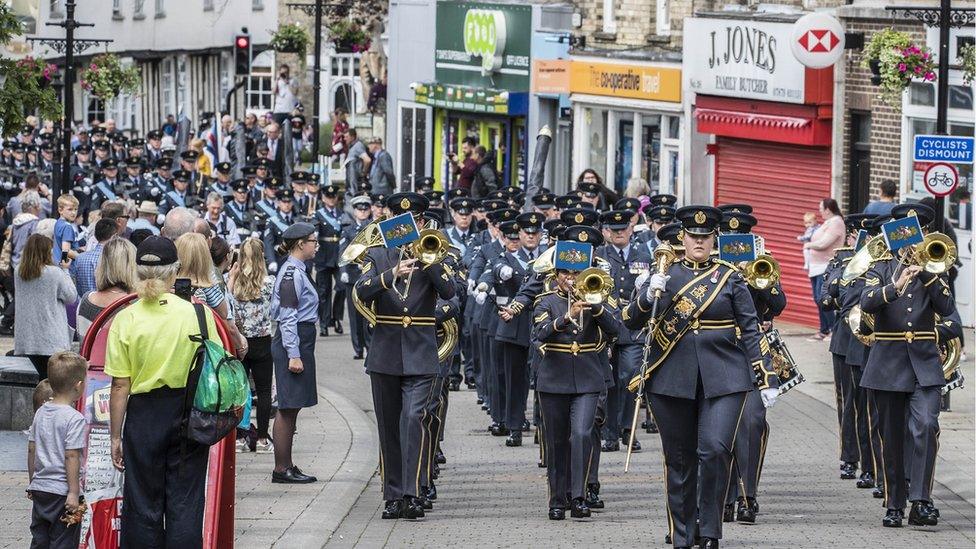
[923,162,959,198]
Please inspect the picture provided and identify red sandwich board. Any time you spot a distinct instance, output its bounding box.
[76,294,236,548]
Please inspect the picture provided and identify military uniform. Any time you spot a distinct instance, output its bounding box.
[355,192,456,520]
[261,189,298,267]
[158,170,201,215]
[339,207,373,358]
[312,184,346,336]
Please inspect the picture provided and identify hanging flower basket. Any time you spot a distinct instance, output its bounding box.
[79,53,141,100]
[328,20,370,54]
[270,23,310,57]
[861,28,937,106]
[0,56,62,136]
[961,44,975,86]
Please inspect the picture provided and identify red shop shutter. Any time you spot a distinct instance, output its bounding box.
[714,137,831,328]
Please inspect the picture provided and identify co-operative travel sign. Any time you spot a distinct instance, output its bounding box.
[913,135,975,164]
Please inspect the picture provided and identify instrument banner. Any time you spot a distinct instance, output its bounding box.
[554,241,592,271]
[882,216,923,252]
[854,229,868,251]
[379,212,420,248]
[718,234,757,263]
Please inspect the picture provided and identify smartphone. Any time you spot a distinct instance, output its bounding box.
[174,278,193,301]
[60,251,68,263]
[230,250,239,266]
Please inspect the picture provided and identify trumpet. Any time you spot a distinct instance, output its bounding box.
[573,267,613,304]
[842,234,888,282]
[409,228,450,265]
[339,218,384,267]
[743,254,780,290]
[910,232,956,274]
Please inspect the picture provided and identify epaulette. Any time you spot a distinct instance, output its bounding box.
[712,258,737,270]
[834,246,853,253]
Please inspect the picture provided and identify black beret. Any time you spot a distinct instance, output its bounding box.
[282,222,316,240]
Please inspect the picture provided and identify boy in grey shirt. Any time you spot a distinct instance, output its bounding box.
[27,352,88,549]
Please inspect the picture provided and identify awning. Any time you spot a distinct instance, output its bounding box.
[694,95,831,147]
[694,109,812,130]
[414,82,527,116]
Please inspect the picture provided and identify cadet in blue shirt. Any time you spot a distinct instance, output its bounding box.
[269,222,320,484]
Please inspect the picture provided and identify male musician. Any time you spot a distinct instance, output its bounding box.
[313,184,346,336]
[147,157,173,203]
[370,192,388,221]
[204,192,240,247]
[145,130,165,164]
[447,197,476,388]
[127,138,146,163]
[339,194,374,359]
[596,209,653,453]
[860,203,954,528]
[122,159,147,200]
[531,192,558,219]
[355,192,456,520]
[159,170,200,215]
[491,212,545,447]
[90,159,124,211]
[179,149,205,193]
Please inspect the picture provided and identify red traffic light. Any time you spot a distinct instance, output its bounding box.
[235,36,249,49]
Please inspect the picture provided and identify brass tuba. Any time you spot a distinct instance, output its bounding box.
[743,254,780,290]
[912,232,957,274]
[409,228,450,265]
[573,267,614,304]
[847,304,875,346]
[842,234,888,283]
[339,218,384,267]
[532,246,557,273]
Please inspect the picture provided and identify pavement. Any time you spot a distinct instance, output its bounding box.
[0,324,973,548]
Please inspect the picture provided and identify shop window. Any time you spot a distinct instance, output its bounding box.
[399,104,429,189]
[585,107,608,184]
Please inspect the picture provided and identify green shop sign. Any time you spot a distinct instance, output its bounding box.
[435,1,532,91]
[414,83,512,115]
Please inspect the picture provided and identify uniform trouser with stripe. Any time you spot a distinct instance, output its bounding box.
[461,324,476,383]
[726,388,768,504]
[851,365,880,477]
[832,353,859,463]
[503,342,530,429]
[873,385,940,510]
[538,392,599,509]
[489,337,507,426]
[589,391,607,488]
[345,283,371,355]
[604,344,642,441]
[649,388,746,546]
[370,372,435,501]
[420,374,448,490]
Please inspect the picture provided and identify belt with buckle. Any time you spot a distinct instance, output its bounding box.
[374,314,436,328]
[873,331,935,342]
[689,319,736,330]
[543,341,600,356]
[319,236,340,242]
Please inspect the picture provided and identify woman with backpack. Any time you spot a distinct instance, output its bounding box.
[105,236,223,547]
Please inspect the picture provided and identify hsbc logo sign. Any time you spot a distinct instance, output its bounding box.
[790,13,845,68]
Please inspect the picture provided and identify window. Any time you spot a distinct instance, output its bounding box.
[112,0,123,18]
[50,0,64,17]
[161,57,175,121]
[252,0,263,9]
[176,56,188,113]
[398,103,429,189]
[656,0,671,36]
[85,94,105,125]
[246,68,273,111]
[601,0,616,34]
[155,0,165,17]
[133,0,145,18]
[585,107,608,183]
[204,0,213,10]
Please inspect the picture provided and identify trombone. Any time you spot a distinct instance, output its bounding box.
[742,254,780,290]
[567,267,613,328]
[909,232,956,274]
[398,228,450,300]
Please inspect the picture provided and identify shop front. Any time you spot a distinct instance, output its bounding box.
[684,14,833,327]
[567,58,684,196]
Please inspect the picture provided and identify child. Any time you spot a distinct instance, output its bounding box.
[796,212,819,270]
[27,352,87,549]
[33,379,53,411]
[52,195,81,266]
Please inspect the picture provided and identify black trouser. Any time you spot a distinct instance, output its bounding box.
[503,342,529,429]
[22,354,51,380]
[590,391,607,487]
[242,335,274,439]
[29,490,81,549]
[726,388,768,503]
[420,375,447,489]
[832,353,858,463]
[874,385,941,510]
[470,321,485,400]
[315,267,344,327]
[604,343,641,441]
[0,272,13,328]
[344,283,370,355]
[649,388,746,546]
[461,323,475,383]
[538,391,599,509]
[370,372,435,501]
[851,365,880,477]
[121,387,208,548]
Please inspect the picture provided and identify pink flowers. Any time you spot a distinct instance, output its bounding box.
[924,71,936,81]
[898,63,907,72]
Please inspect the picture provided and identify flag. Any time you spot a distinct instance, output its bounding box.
[205,116,222,166]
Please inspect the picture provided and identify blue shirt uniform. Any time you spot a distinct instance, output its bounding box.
[271,256,319,358]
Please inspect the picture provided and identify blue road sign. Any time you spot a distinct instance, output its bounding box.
[913,134,974,164]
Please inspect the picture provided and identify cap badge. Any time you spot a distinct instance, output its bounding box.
[729,217,740,229]
[907,209,917,217]
[574,213,584,223]
[694,211,706,224]
[400,197,410,209]
[579,231,588,242]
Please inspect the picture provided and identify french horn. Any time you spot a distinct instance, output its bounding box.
[847,304,875,346]
[437,318,460,363]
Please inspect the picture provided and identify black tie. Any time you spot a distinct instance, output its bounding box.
[619,249,626,263]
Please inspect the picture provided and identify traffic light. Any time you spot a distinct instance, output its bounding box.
[234,34,251,76]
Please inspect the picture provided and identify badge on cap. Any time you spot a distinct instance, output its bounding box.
[729,217,740,230]
[400,197,410,210]
[579,231,588,242]
[907,209,917,217]
[695,211,706,224]
[574,212,584,223]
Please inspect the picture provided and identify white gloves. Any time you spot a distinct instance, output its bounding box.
[467,279,476,293]
[269,262,278,274]
[634,271,650,292]
[475,282,489,294]
[475,291,487,305]
[499,265,514,281]
[339,272,349,284]
[646,273,670,299]
[760,388,779,409]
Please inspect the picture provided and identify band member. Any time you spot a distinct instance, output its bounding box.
[262,189,297,268]
[532,225,620,520]
[623,206,778,549]
[860,203,955,527]
[354,192,456,520]
[339,194,374,359]
[312,184,345,336]
[447,197,476,389]
[209,161,234,200]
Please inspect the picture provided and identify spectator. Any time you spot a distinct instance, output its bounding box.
[161,207,199,240]
[227,238,276,454]
[624,177,651,212]
[330,108,349,156]
[75,237,136,340]
[8,173,52,219]
[161,114,178,136]
[52,194,81,266]
[265,123,285,178]
[9,191,42,271]
[106,236,222,546]
[27,352,88,549]
[243,112,264,142]
[272,65,298,126]
[803,198,845,340]
[796,212,819,271]
[577,169,618,210]
[69,218,116,296]
[190,138,212,177]
[14,234,77,378]
[449,136,478,192]
[344,128,371,197]
[367,137,396,196]
[863,179,898,216]
[472,145,498,199]
[128,201,161,236]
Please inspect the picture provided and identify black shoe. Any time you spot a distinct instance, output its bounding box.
[748,496,759,514]
[926,501,940,519]
[873,485,885,499]
[538,459,546,468]
[856,472,875,489]
[664,534,672,545]
[382,499,403,519]
[416,490,433,510]
[840,462,857,479]
[448,379,461,391]
[480,402,488,410]
[643,420,659,434]
[883,508,904,527]
[465,378,477,389]
[435,450,446,464]
[333,320,344,334]
[736,497,756,523]
[272,466,317,484]
[570,497,591,518]
[319,327,329,337]
[586,483,604,509]
[621,434,641,452]
[488,422,498,432]
[431,463,439,480]
[723,503,736,522]
[601,440,620,452]
[505,431,522,447]
[533,430,539,444]
[700,538,719,549]
[0,325,13,336]
[490,423,510,436]
[402,497,425,519]
[521,419,531,432]
[548,507,565,520]
[426,482,438,501]
[353,352,364,360]
[908,501,938,526]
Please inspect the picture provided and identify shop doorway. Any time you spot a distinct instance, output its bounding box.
[848,111,871,213]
